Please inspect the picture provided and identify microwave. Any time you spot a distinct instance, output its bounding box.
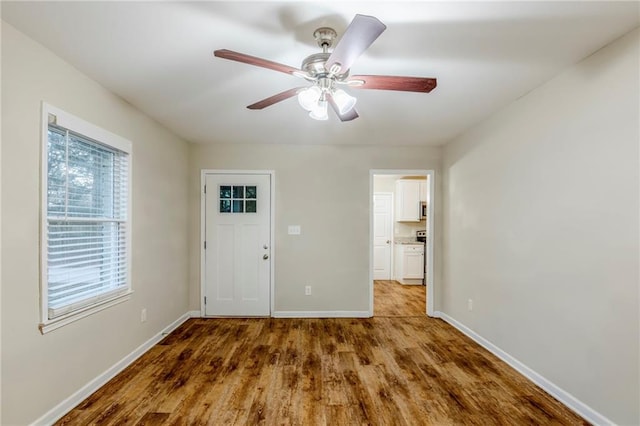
[421,202,427,220]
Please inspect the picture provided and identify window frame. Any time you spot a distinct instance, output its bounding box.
[40,102,133,334]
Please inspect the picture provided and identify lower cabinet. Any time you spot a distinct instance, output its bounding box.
[394,244,424,285]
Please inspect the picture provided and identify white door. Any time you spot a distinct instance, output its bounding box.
[204,173,271,316]
[373,193,392,280]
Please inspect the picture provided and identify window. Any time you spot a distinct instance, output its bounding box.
[219,185,257,213]
[40,103,132,333]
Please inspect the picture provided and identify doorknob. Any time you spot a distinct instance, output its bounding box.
[386,240,390,244]
[263,254,269,260]
[263,244,268,249]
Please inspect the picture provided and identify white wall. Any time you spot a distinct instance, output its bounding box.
[1,22,190,425]
[189,144,441,313]
[442,29,639,424]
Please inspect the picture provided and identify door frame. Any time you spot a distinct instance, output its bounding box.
[200,169,275,317]
[372,192,394,280]
[369,169,435,317]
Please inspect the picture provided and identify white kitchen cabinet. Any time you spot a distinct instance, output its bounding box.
[395,180,420,222]
[394,244,424,285]
[419,180,428,203]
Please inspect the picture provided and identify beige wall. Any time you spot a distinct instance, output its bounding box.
[189,144,442,313]
[442,29,639,424]
[1,22,190,425]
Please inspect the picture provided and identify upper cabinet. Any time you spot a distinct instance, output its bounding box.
[419,180,428,203]
[395,180,421,222]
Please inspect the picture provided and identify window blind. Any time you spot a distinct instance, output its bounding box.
[46,125,129,319]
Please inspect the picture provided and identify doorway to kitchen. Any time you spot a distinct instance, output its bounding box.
[370,170,434,317]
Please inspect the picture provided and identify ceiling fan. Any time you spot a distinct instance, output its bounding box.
[214,14,437,122]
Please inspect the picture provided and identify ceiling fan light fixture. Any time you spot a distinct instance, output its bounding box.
[309,99,328,121]
[332,89,357,114]
[214,14,437,122]
[297,86,322,111]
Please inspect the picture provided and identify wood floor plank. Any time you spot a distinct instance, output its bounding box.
[134,412,170,426]
[374,279,426,317]
[56,287,588,426]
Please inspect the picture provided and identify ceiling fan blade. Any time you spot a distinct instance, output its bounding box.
[247,87,303,110]
[348,75,437,93]
[325,14,386,74]
[214,49,301,75]
[327,94,359,122]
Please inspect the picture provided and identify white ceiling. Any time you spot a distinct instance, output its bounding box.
[2,1,638,146]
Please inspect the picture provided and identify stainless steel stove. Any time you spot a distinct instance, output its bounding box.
[416,230,427,285]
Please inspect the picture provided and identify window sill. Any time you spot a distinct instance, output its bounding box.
[39,290,133,334]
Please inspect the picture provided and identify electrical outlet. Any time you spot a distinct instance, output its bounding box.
[467,299,473,311]
[141,308,147,323]
[305,285,312,296]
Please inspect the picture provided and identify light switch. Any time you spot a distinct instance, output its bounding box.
[288,225,301,235]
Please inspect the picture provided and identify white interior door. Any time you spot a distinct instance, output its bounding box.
[204,173,271,316]
[373,193,392,280]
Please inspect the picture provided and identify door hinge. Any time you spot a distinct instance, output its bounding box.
[204,185,207,194]
[204,296,207,305]
[204,241,207,250]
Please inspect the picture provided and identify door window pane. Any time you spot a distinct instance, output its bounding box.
[220,200,231,213]
[245,200,257,213]
[220,186,231,199]
[232,200,244,213]
[246,186,257,199]
[233,186,244,198]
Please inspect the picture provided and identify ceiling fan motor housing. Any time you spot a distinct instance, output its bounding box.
[301,52,349,80]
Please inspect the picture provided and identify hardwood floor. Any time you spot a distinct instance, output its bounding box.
[57,317,587,425]
[374,280,425,317]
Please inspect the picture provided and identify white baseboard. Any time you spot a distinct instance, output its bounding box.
[31,311,195,426]
[34,310,609,425]
[272,310,371,318]
[434,311,614,426]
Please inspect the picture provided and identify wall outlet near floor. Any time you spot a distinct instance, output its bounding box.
[141,308,147,323]
[305,285,312,296]
[467,299,473,311]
